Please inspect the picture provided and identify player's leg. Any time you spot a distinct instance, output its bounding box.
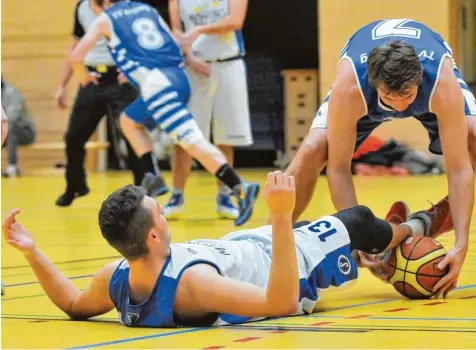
[56,84,106,206]
[4,121,35,177]
[164,66,214,218]
[120,97,169,197]
[283,92,380,222]
[3,123,20,177]
[284,129,327,222]
[212,59,253,219]
[332,201,452,256]
[106,82,145,186]
[141,68,260,226]
[173,123,259,226]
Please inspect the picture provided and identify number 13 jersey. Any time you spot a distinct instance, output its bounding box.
[108,216,358,328]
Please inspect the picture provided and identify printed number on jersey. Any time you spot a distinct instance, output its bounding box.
[372,19,421,40]
[132,17,164,50]
[308,220,337,242]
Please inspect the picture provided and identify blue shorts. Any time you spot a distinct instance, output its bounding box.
[124,67,205,148]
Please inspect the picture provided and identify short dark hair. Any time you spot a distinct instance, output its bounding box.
[367,40,423,95]
[98,185,154,260]
[94,0,121,6]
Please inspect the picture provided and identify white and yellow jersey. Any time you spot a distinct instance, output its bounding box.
[178,0,245,61]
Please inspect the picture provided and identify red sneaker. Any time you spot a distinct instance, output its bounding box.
[385,201,410,225]
[407,195,453,239]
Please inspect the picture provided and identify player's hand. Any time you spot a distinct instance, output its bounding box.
[117,72,129,85]
[80,72,99,87]
[433,244,467,298]
[55,86,68,110]
[356,251,389,283]
[186,56,211,79]
[264,171,296,217]
[177,27,200,46]
[2,209,36,254]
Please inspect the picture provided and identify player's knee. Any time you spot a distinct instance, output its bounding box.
[303,129,328,159]
[348,205,376,229]
[288,129,328,175]
[120,113,141,131]
[182,135,219,163]
[466,117,476,156]
[333,205,391,253]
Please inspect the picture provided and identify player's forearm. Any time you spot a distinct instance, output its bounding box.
[24,248,80,317]
[194,18,242,35]
[327,169,358,210]
[181,43,195,60]
[59,60,74,88]
[267,215,299,313]
[59,41,78,88]
[447,167,474,249]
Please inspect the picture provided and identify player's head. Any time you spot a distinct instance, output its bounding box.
[98,185,170,261]
[368,40,423,112]
[91,0,122,13]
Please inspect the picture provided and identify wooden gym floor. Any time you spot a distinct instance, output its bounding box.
[1,170,475,349]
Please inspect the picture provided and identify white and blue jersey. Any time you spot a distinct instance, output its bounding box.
[108,216,358,328]
[102,1,206,148]
[312,19,476,154]
[179,0,246,62]
[103,1,183,85]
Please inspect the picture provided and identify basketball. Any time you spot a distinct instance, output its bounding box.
[387,236,449,299]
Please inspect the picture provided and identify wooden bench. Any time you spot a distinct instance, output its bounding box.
[2,141,110,174]
[26,141,109,151]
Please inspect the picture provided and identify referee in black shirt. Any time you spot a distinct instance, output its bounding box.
[54,0,144,207]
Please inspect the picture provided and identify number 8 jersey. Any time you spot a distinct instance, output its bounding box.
[102,1,184,86]
[339,19,476,118]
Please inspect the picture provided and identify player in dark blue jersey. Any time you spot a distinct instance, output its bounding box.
[68,0,259,226]
[284,19,475,298]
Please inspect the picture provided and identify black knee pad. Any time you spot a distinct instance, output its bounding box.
[332,205,392,254]
[293,220,311,229]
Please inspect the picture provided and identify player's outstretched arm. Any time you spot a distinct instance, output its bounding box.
[2,209,117,319]
[431,56,473,297]
[69,16,111,86]
[326,59,366,210]
[175,171,299,318]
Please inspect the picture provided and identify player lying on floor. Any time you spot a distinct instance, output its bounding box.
[2,171,452,328]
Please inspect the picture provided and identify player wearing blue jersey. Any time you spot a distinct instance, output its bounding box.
[285,19,475,298]
[69,0,259,226]
[2,171,452,326]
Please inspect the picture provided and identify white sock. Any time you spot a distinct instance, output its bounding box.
[219,186,232,196]
[402,218,425,236]
[171,188,183,196]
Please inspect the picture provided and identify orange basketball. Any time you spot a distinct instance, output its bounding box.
[387,236,449,299]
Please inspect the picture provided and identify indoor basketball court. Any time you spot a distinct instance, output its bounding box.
[1,171,475,348]
[2,0,476,348]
